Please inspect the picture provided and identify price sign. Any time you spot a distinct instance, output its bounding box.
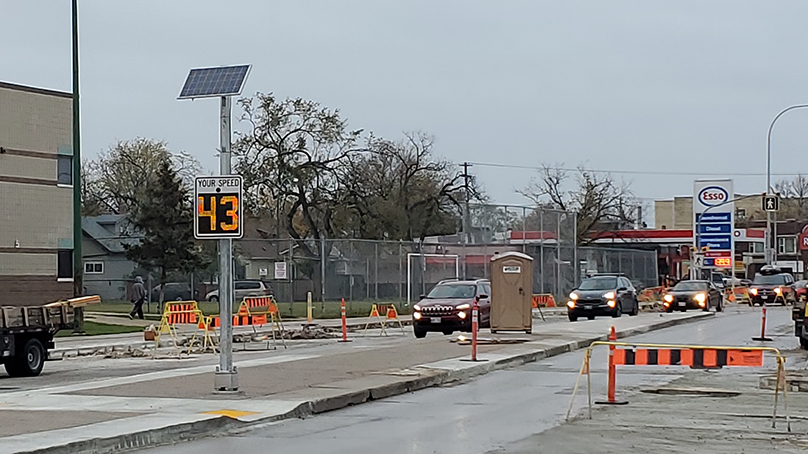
[194,176,243,239]
[713,258,732,268]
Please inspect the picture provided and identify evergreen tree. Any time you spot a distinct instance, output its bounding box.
[124,158,209,305]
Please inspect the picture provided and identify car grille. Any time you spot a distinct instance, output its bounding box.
[420,305,455,316]
[577,298,603,305]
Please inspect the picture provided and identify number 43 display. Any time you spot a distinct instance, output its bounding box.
[194,176,244,239]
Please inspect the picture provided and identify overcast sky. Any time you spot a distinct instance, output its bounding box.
[4,1,808,224]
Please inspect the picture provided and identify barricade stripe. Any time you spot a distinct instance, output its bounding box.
[624,349,635,365]
[646,349,658,365]
[614,349,626,365]
[670,349,681,365]
[703,349,717,368]
[680,349,693,366]
[693,349,704,367]
[717,349,728,367]
[635,349,648,365]
[657,348,670,365]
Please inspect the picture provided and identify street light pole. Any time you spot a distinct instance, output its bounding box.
[766,105,808,265]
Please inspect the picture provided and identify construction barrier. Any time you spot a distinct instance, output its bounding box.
[363,303,406,336]
[211,296,287,349]
[532,294,556,308]
[725,286,752,305]
[637,286,667,302]
[157,301,217,354]
[565,332,789,430]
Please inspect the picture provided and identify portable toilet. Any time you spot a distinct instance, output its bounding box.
[490,252,534,334]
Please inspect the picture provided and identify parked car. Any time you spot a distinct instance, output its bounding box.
[566,275,639,321]
[205,280,273,302]
[412,279,491,338]
[662,280,723,312]
[748,266,796,306]
[151,283,199,302]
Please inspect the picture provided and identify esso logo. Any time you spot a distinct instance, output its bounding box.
[698,186,728,206]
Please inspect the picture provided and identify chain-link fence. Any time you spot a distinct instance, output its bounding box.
[89,206,658,308]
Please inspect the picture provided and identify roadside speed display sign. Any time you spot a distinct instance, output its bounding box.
[194,176,243,239]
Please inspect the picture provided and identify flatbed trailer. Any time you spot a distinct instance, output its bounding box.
[0,295,99,377]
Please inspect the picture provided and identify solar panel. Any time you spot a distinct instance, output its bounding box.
[178,65,251,99]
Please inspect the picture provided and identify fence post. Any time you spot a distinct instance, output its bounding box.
[375,242,379,300]
[321,237,326,303]
[398,240,403,303]
[556,212,561,299]
[540,209,545,293]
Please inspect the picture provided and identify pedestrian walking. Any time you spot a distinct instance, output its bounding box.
[130,276,147,320]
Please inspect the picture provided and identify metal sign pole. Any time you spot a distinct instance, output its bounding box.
[215,96,237,391]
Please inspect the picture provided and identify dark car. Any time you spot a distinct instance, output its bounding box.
[151,283,199,302]
[662,280,723,312]
[412,279,491,338]
[749,266,796,306]
[566,275,639,321]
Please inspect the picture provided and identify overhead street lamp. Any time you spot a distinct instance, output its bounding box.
[765,104,808,265]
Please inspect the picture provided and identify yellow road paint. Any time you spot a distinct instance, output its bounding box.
[203,409,259,418]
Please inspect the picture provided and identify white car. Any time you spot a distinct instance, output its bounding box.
[205,280,273,302]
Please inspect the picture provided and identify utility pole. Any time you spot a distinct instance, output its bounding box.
[71,0,84,333]
[461,162,472,279]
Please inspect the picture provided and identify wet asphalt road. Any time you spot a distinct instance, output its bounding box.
[138,305,797,454]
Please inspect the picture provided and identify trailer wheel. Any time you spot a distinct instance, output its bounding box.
[5,338,45,377]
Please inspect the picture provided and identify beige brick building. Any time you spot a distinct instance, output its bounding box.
[0,81,74,305]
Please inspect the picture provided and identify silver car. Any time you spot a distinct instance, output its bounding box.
[205,280,273,302]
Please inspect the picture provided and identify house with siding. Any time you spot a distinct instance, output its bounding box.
[82,215,139,301]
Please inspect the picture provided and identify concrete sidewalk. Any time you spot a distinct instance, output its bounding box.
[2,310,712,454]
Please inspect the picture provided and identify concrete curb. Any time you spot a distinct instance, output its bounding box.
[18,312,713,454]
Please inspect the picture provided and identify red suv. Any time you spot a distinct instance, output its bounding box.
[412,279,491,338]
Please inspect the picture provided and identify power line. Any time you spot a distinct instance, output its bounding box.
[464,161,808,177]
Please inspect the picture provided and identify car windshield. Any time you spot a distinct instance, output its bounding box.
[753,274,787,285]
[674,281,708,291]
[426,284,475,299]
[577,278,617,291]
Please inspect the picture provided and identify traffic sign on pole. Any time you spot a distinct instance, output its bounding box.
[763,195,779,212]
[194,176,243,239]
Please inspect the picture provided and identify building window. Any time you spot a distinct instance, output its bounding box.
[778,237,797,255]
[750,242,764,253]
[57,156,72,185]
[57,250,73,279]
[735,208,746,221]
[84,261,104,274]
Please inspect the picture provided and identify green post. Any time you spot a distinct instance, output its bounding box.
[72,0,84,334]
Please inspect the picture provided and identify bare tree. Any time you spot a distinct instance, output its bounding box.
[518,165,637,245]
[336,132,469,241]
[233,93,361,256]
[775,174,808,219]
[82,138,200,216]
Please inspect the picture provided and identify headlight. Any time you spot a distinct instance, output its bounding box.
[413,312,422,320]
[570,292,579,300]
[603,291,616,300]
[567,300,576,309]
[750,288,758,296]
[775,287,782,294]
[456,303,470,310]
[664,294,673,303]
[458,311,467,319]
[413,304,421,311]
[694,293,706,303]
[607,300,616,308]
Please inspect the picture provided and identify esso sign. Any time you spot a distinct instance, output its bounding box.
[698,186,728,206]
